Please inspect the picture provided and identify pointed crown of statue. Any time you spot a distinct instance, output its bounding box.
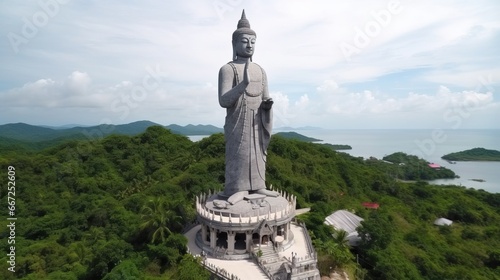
[232,10,256,42]
[232,10,256,61]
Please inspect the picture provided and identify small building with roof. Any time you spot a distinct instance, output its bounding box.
[324,210,364,246]
[428,163,441,169]
[434,217,453,226]
[362,202,379,210]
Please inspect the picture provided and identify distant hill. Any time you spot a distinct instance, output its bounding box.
[0,121,161,142]
[0,123,82,142]
[274,131,322,142]
[64,120,163,138]
[442,147,500,161]
[166,124,223,135]
[0,121,224,151]
[40,124,92,130]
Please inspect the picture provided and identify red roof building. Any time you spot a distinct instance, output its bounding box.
[428,163,441,169]
[362,202,380,209]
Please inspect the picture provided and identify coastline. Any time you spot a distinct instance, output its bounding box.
[189,130,500,193]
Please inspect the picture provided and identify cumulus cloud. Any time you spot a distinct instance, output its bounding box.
[271,83,498,129]
[316,80,339,92]
[0,71,111,108]
[1,1,499,128]
[0,70,225,126]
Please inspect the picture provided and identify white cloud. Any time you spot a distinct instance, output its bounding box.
[0,70,225,126]
[1,71,110,109]
[317,80,339,92]
[1,0,499,128]
[269,83,498,129]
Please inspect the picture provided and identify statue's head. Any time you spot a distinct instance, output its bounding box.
[232,10,256,61]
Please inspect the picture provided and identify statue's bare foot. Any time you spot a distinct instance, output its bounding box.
[255,188,279,197]
[213,199,229,209]
[227,191,249,205]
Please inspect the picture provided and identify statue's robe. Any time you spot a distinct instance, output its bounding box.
[218,61,272,196]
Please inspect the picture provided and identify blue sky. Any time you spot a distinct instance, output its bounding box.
[1,0,499,129]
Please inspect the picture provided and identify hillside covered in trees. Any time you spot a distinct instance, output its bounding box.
[0,126,499,279]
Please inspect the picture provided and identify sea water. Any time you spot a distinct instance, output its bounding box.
[190,130,500,193]
[302,129,500,193]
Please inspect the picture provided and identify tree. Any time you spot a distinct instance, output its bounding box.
[332,229,350,250]
[140,198,182,244]
[83,227,106,245]
[102,260,143,280]
[485,249,500,269]
[147,233,187,268]
[87,239,133,279]
[176,254,210,280]
[358,211,394,251]
[320,230,353,269]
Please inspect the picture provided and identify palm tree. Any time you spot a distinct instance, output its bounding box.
[83,226,106,244]
[321,229,353,268]
[140,198,182,244]
[71,242,91,265]
[332,229,350,250]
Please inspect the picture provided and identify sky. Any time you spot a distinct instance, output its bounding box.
[1,0,499,129]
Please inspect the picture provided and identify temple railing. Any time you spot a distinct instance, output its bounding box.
[195,190,297,225]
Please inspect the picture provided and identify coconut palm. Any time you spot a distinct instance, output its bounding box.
[140,198,182,244]
[83,226,106,244]
[332,229,350,250]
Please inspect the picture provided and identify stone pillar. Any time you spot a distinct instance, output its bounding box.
[202,224,208,245]
[210,228,217,249]
[272,226,277,242]
[227,231,235,255]
[245,230,252,252]
[285,222,290,241]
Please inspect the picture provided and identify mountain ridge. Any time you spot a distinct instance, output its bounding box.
[0,121,223,144]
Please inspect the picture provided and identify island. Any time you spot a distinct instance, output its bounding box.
[383,152,457,180]
[274,132,352,150]
[441,147,500,161]
[274,131,322,142]
[320,143,352,150]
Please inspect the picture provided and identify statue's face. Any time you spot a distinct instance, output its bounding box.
[234,34,256,58]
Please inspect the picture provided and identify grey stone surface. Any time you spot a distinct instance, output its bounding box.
[204,193,289,217]
[218,10,274,199]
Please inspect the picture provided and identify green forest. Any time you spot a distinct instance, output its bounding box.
[1,126,499,279]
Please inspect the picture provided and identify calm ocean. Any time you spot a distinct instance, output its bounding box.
[190,130,500,193]
[298,129,500,194]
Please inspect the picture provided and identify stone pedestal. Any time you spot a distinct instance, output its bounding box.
[195,190,296,260]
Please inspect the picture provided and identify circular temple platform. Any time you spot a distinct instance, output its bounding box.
[195,190,296,260]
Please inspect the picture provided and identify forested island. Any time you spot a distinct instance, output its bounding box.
[274,131,322,142]
[0,127,499,279]
[442,147,500,161]
[274,132,352,150]
[382,152,457,180]
[319,143,352,151]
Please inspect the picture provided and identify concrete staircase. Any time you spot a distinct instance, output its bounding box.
[259,245,279,262]
[258,245,289,277]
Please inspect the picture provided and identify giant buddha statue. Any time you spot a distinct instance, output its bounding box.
[218,10,276,204]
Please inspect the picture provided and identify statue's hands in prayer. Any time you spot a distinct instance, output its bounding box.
[262,98,273,110]
[243,60,250,86]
